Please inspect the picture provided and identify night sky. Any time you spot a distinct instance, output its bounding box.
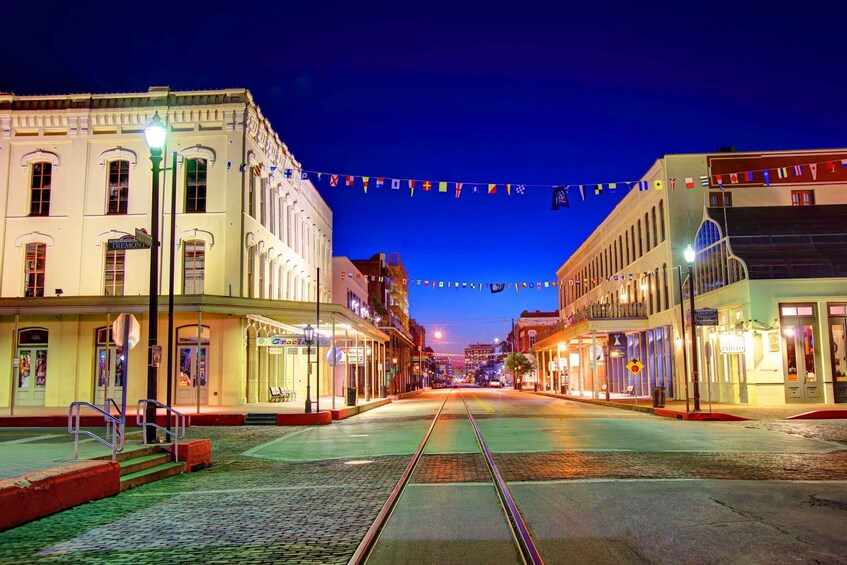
[4,1,846,355]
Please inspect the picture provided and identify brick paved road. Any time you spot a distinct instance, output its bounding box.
[2,390,847,564]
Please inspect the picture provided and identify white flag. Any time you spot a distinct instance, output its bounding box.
[391,179,400,190]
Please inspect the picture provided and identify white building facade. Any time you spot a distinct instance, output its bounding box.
[0,87,384,410]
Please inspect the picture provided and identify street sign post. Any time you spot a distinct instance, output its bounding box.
[626,358,644,375]
[134,228,154,248]
[107,238,150,251]
[111,313,140,430]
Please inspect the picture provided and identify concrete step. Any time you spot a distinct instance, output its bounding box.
[120,462,185,491]
[119,453,172,477]
[92,444,163,463]
[244,413,277,425]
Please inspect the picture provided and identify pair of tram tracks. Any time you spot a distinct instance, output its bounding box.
[348,386,543,564]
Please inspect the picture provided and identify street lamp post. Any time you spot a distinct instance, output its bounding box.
[304,323,314,413]
[684,245,701,412]
[144,112,167,443]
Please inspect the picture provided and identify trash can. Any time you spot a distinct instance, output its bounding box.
[652,386,666,408]
[346,386,357,407]
[561,384,568,395]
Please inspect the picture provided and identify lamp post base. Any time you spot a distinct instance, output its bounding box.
[305,398,312,413]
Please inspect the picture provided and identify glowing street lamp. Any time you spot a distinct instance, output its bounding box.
[143,112,166,443]
[684,245,701,412]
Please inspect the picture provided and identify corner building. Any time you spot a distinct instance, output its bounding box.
[0,87,385,410]
[534,148,847,406]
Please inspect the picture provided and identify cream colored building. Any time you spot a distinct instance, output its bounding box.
[0,87,385,411]
[534,148,847,406]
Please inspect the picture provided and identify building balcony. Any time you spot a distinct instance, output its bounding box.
[538,302,646,341]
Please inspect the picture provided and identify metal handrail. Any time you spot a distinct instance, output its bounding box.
[67,400,124,462]
[136,399,187,461]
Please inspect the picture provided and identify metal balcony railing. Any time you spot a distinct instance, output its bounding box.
[538,302,646,341]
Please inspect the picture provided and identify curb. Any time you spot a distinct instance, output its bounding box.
[787,410,847,420]
[534,391,748,420]
[330,398,391,421]
[0,460,120,531]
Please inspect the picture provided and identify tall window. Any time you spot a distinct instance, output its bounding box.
[644,213,651,251]
[662,264,669,310]
[637,221,643,257]
[24,243,46,297]
[651,206,658,246]
[104,249,125,296]
[248,171,256,218]
[185,158,207,213]
[107,160,129,214]
[659,200,666,242]
[30,162,52,216]
[709,191,732,207]
[183,240,205,294]
[791,190,814,206]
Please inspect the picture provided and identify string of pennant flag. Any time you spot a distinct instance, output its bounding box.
[341,268,674,294]
[222,156,847,208]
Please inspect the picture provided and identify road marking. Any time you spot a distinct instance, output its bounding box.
[241,428,310,457]
[468,392,495,413]
[0,434,61,444]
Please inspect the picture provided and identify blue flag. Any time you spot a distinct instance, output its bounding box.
[552,185,569,210]
[490,283,506,294]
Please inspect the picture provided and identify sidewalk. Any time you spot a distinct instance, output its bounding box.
[536,390,847,421]
[0,393,394,427]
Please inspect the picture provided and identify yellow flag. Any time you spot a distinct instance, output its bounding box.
[654,179,663,191]
[438,181,448,193]
[506,184,511,195]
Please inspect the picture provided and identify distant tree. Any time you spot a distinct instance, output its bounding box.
[504,352,535,391]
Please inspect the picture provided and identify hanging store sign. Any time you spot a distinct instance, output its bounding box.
[719,332,746,354]
[257,335,330,347]
[694,308,719,326]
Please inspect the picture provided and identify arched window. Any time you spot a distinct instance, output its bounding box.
[24,243,46,297]
[107,160,130,215]
[247,169,256,218]
[659,200,666,242]
[654,269,661,312]
[183,240,205,294]
[637,221,643,257]
[625,231,630,265]
[662,264,669,310]
[644,212,651,251]
[651,206,658,247]
[30,162,52,216]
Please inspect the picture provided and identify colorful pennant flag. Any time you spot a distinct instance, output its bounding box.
[716,175,723,189]
[763,170,771,186]
[810,164,817,180]
[301,171,308,180]
[376,177,384,188]
[345,175,354,186]
[685,177,694,189]
[438,181,448,193]
[362,176,369,193]
[423,180,432,191]
[488,184,497,194]
[745,171,754,182]
[578,185,586,201]
[284,168,292,179]
[777,167,788,179]
[793,165,802,176]
[699,176,709,187]
[654,180,663,191]
[670,178,676,191]
[730,173,739,184]
[594,184,603,195]
[639,181,648,191]
[608,183,617,193]
[455,182,463,198]
[409,179,416,196]
[506,184,511,195]
[330,175,339,187]
[516,185,526,194]
[391,179,400,190]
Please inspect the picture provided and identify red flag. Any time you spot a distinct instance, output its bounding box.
[685,177,694,189]
[455,182,463,198]
[670,178,676,191]
[345,176,354,186]
[422,180,432,191]
[330,175,339,187]
[828,161,837,173]
[730,173,738,184]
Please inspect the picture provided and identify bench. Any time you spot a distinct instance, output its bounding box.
[625,385,635,396]
[600,384,608,393]
[281,388,295,401]
[269,387,284,402]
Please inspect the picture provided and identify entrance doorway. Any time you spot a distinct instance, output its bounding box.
[15,328,49,407]
[176,325,210,405]
[780,304,823,404]
[828,304,847,403]
[94,327,124,407]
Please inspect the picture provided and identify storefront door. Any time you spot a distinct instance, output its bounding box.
[15,328,48,407]
[175,325,210,405]
[780,305,823,404]
[828,304,847,403]
[94,328,124,407]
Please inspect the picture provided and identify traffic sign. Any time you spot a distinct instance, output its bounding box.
[107,238,149,251]
[134,228,154,248]
[112,313,141,350]
[626,358,644,376]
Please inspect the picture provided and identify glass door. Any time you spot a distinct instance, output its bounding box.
[829,316,847,403]
[94,328,124,407]
[15,328,49,407]
[782,319,822,403]
[175,325,210,405]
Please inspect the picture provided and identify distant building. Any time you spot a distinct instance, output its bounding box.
[515,310,560,352]
[464,343,493,376]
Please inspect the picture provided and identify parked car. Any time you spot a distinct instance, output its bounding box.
[488,380,502,388]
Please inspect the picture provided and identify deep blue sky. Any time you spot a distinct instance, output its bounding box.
[4,1,846,355]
